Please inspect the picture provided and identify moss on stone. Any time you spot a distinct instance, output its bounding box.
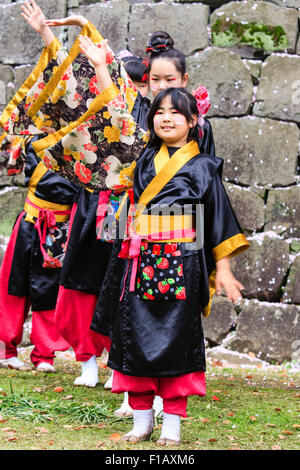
[211,19,289,52]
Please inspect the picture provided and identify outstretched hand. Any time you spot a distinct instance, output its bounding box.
[79,35,109,68]
[20,0,47,35]
[45,15,89,28]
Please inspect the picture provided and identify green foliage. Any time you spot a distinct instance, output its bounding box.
[211,19,289,52]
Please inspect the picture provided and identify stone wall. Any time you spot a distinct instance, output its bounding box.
[0,0,299,363]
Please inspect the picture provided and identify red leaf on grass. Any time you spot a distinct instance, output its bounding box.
[212,395,221,401]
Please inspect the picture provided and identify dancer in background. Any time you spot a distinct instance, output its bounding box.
[0,134,77,372]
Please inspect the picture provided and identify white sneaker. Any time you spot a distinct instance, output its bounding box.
[36,362,56,372]
[114,392,133,418]
[0,356,31,370]
[73,355,99,387]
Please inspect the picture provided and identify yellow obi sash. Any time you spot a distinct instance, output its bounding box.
[24,162,72,224]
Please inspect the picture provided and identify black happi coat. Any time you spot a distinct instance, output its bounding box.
[91,115,216,332]
[8,138,78,311]
[91,141,249,377]
[59,93,152,294]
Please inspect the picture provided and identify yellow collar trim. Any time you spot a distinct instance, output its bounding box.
[137,140,199,215]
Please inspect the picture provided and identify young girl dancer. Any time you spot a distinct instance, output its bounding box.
[0,134,77,372]
[93,87,249,445]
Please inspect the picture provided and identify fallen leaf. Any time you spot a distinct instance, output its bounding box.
[271,445,281,450]
[266,423,276,427]
[245,375,253,379]
[228,412,235,416]
[47,441,54,446]
[34,427,49,433]
[7,437,17,442]
[200,418,210,423]
[249,416,257,421]
[63,425,73,430]
[0,416,8,423]
[110,433,121,442]
[53,387,64,393]
[72,426,86,430]
[64,395,74,400]
[248,352,256,358]
[98,363,108,369]
[223,420,230,425]
[292,424,300,428]
[195,440,203,445]
[275,408,281,412]
[208,438,217,442]
[282,430,293,435]
[212,395,221,402]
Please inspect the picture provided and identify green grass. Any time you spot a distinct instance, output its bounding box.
[0,350,299,450]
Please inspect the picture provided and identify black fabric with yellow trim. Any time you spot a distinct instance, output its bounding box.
[8,137,78,311]
[92,141,249,377]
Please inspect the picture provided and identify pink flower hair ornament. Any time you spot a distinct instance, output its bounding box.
[192,85,211,131]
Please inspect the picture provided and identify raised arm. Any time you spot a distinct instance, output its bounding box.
[20,0,55,46]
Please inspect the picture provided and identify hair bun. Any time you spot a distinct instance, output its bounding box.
[145,31,174,55]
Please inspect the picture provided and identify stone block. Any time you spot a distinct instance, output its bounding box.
[210,117,299,187]
[0,0,66,64]
[202,295,237,345]
[231,234,291,302]
[187,48,253,117]
[0,64,14,114]
[253,54,300,124]
[224,182,265,232]
[129,1,209,57]
[68,0,130,53]
[265,186,300,238]
[211,1,299,54]
[225,299,300,363]
[282,255,300,305]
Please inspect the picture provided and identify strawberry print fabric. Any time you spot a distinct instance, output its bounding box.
[136,242,186,301]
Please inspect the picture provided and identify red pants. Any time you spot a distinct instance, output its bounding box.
[0,212,69,367]
[54,201,111,362]
[112,370,206,418]
[55,286,111,362]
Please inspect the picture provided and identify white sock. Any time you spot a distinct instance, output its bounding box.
[73,355,98,387]
[114,392,133,417]
[160,412,181,442]
[125,408,154,437]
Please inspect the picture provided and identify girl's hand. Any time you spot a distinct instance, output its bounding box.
[79,35,108,68]
[215,257,244,304]
[21,0,47,35]
[20,0,55,46]
[45,15,89,28]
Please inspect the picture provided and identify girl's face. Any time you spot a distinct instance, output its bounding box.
[153,95,196,147]
[149,58,189,97]
[133,80,149,98]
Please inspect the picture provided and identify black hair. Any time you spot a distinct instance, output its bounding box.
[147,87,199,146]
[122,56,147,83]
[145,31,186,77]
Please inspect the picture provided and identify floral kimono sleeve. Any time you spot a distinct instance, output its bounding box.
[0,38,67,137]
[28,22,149,192]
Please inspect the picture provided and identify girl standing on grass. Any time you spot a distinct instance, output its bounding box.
[78,35,249,445]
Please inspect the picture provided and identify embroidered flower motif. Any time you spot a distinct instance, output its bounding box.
[74,161,92,184]
[104,125,121,143]
[84,142,98,152]
[89,75,100,95]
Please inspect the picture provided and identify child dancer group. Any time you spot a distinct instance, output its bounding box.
[0,1,249,445]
